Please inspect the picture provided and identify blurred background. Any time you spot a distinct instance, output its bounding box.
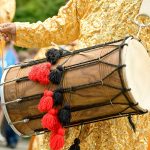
[0,0,66,150]
[15,0,65,23]
[14,0,66,52]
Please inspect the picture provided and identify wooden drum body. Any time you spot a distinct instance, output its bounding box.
[1,37,150,136]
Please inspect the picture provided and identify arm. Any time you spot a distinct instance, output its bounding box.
[15,0,87,48]
[0,0,16,23]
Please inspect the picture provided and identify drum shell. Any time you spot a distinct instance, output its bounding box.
[2,38,147,136]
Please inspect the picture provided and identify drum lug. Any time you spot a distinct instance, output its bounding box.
[35,131,45,136]
[9,118,30,125]
[1,98,22,105]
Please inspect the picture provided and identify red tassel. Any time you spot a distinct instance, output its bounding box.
[38,96,54,112]
[44,90,53,97]
[50,127,65,150]
[41,109,61,131]
[28,62,51,85]
[28,65,38,82]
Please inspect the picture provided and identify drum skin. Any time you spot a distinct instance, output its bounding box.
[1,37,148,136]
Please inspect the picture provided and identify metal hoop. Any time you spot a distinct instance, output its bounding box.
[134,14,150,27]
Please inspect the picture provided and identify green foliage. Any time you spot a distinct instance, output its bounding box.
[14,0,65,51]
[14,0,65,23]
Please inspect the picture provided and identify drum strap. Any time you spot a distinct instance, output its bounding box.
[128,115,136,132]
[140,0,150,16]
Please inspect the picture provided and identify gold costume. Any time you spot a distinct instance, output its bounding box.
[0,0,16,23]
[14,0,150,149]
[0,0,16,54]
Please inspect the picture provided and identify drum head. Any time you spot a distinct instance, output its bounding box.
[122,37,150,111]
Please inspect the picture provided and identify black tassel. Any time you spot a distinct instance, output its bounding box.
[49,65,64,84]
[53,88,64,106]
[69,138,80,150]
[58,105,71,126]
[128,115,136,132]
[45,48,63,65]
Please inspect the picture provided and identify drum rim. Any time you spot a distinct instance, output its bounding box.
[1,67,22,136]
[122,37,148,112]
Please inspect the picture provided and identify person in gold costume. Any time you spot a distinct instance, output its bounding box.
[0,0,150,150]
[0,0,16,106]
[0,0,16,144]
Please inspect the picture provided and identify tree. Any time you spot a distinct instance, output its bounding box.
[14,0,65,23]
[14,0,65,50]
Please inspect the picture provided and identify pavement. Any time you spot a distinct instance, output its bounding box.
[0,138,28,150]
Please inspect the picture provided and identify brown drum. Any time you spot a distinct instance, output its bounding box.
[1,37,150,137]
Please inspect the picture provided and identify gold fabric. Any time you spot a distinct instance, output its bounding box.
[15,0,150,150]
[0,0,16,23]
[0,0,16,55]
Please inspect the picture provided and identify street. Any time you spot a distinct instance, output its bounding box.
[0,139,28,150]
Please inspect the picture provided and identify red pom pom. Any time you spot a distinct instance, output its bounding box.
[28,65,39,82]
[44,90,53,97]
[38,96,54,112]
[41,109,61,131]
[49,108,58,115]
[28,62,51,85]
[50,128,65,150]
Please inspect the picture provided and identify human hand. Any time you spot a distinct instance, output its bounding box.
[0,23,16,41]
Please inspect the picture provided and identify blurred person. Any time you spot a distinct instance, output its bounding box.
[0,0,16,143]
[0,42,19,149]
[0,0,150,150]
[28,48,38,59]
[18,48,38,63]
[18,50,30,62]
[0,42,19,79]
[1,118,19,149]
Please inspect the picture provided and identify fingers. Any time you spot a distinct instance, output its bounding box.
[0,33,10,41]
[0,23,9,31]
[0,23,16,41]
[0,23,10,27]
[0,23,11,33]
[0,27,10,34]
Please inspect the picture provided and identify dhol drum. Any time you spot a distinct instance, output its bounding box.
[1,37,150,137]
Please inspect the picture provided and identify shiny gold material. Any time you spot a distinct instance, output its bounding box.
[0,0,16,55]
[0,0,16,23]
[15,0,150,150]
[15,0,150,52]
